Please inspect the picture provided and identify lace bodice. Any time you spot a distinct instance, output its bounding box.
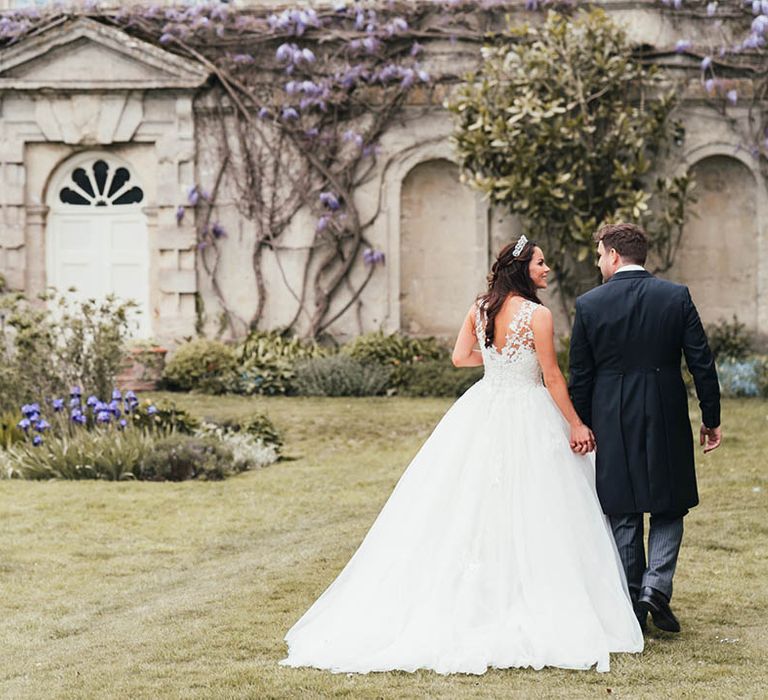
[475,299,543,389]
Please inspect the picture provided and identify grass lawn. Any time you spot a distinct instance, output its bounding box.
[1,393,766,699]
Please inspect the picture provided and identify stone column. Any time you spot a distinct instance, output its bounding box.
[24,204,48,298]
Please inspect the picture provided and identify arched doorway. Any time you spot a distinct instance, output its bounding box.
[399,159,485,336]
[45,152,151,336]
[673,155,758,329]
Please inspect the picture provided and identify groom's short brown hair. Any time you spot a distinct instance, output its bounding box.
[594,223,648,265]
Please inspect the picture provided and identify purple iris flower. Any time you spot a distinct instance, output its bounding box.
[52,398,65,412]
[71,411,87,426]
[726,89,738,105]
[21,403,41,418]
[282,107,299,121]
[32,435,43,447]
[119,419,128,430]
[258,107,271,119]
[187,186,200,206]
[35,419,50,432]
[176,205,185,224]
[112,389,122,400]
[96,411,112,424]
[70,386,82,398]
[212,223,227,239]
[675,40,692,53]
[147,405,158,415]
[17,418,31,431]
[86,395,99,408]
[701,56,712,71]
[125,391,137,401]
[109,401,122,417]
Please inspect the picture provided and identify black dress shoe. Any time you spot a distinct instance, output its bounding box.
[634,606,648,633]
[638,586,680,633]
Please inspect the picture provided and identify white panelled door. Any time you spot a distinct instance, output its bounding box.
[46,155,151,337]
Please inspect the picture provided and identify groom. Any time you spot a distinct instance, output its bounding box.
[568,222,721,633]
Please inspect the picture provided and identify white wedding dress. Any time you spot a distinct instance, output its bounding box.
[281,300,643,674]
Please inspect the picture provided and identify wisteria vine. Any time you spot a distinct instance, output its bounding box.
[0,1,765,338]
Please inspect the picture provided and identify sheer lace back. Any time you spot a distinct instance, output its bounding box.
[475,299,543,389]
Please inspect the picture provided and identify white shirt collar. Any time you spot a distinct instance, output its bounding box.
[615,264,645,274]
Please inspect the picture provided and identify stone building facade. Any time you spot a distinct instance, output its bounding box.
[0,4,765,345]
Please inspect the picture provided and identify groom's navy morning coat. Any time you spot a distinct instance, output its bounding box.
[568,270,720,515]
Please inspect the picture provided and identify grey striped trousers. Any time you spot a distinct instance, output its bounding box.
[608,512,686,602]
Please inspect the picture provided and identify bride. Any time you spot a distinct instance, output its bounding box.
[280,237,643,674]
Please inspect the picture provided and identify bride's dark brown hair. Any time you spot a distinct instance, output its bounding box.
[477,239,542,348]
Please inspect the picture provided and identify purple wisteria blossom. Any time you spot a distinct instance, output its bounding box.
[363,248,386,266]
[319,191,341,210]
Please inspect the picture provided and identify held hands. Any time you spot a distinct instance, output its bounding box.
[700,424,722,454]
[570,422,596,455]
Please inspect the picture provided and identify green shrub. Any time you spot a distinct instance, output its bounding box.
[0,411,25,450]
[0,293,136,413]
[343,332,448,389]
[237,331,328,395]
[344,331,446,366]
[397,361,484,398]
[130,399,199,434]
[717,356,768,398]
[3,428,156,481]
[294,355,391,396]
[139,434,236,481]
[163,339,238,394]
[707,316,753,361]
[211,413,283,454]
[194,423,280,470]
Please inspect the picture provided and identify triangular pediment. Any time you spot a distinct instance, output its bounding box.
[0,18,209,90]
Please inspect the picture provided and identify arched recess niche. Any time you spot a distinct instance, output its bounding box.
[672,154,759,330]
[386,141,488,337]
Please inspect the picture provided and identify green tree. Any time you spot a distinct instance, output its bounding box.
[447,8,694,317]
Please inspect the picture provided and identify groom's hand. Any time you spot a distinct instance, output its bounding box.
[700,424,722,453]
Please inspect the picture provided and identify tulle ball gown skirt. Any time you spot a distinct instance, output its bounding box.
[280,378,644,674]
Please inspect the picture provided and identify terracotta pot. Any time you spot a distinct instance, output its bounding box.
[115,345,168,391]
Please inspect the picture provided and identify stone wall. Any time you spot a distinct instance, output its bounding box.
[0,6,765,346]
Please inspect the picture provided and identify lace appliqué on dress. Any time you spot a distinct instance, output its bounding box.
[475,300,536,356]
[474,299,542,389]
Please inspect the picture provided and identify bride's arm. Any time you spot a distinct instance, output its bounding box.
[452,305,484,367]
[531,306,595,453]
